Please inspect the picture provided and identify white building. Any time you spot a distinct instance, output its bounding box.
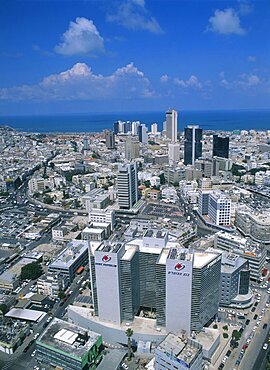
[151,123,158,135]
[166,109,178,142]
[208,191,231,226]
[89,208,116,230]
[168,142,180,164]
[117,163,139,209]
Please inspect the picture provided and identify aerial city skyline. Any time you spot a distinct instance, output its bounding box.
[0,1,270,370]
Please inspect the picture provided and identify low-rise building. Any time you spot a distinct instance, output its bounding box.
[0,319,30,354]
[36,318,103,370]
[155,333,203,370]
[37,272,69,297]
[48,240,89,282]
[214,231,266,281]
[0,271,20,291]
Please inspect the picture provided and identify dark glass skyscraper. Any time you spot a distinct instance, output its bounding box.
[212,135,229,158]
[184,125,202,165]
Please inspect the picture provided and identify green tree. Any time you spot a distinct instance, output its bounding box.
[58,291,66,300]
[213,324,218,329]
[159,173,166,185]
[222,325,228,331]
[232,330,241,341]
[125,328,134,361]
[0,303,8,314]
[21,262,43,281]
[223,333,229,339]
[43,195,53,204]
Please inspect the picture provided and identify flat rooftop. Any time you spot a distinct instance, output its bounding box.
[49,240,88,269]
[5,308,46,322]
[37,318,101,359]
[157,333,200,366]
[193,251,220,269]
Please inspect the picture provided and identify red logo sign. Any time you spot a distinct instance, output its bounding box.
[175,263,185,271]
[102,255,111,263]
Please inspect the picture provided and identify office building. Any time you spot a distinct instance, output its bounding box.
[212,135,229,159]
[117,163,139,209]
[235,206,270,244]
[36,318,102,370]
[208,191,231,226]
[37,272,69,298]
[155,334,203,370]
[82,137,89,150]
[104,130,115,149]
[219,252,251,307]
[125,136,140,160]
[184,125,202,166]
[214,231,266,281]
[48,240,89,282]
[151,123,158,135]
[166,109,178,142]
[89,236,221,336]
[168,142,180,164]
[138,124,148,144]
[89,208,116,230]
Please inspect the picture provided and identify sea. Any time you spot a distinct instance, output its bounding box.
[0,109,269,133]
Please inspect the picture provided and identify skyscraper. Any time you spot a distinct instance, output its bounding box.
[138,124,148,144]
[125,136,140,160]
[151,123,158,135]
[104,130,115,149]
[166,109,178,142]
[213,135,229,158]
[184,125,202,165]
[117,163,139,209]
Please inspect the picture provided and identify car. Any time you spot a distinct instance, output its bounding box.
[218,364,225,370]
[263,323,268,329]
[31,350,36,357]
[254,314,258,320]
[263,343,268,350]
[245,319,250,325]
[251,307,256,312]
[121,363,128,370]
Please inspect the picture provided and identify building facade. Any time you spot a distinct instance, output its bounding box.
[117,163,139,209]
[212,135,229,159]
[184,125,202,166]
[166,110,178,142]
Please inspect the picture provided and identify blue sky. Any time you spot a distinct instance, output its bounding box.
[0,0,269,115]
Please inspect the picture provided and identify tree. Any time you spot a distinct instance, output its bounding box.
[0,303,8,314]
[232,330,241,341]
[223,333,229,339]
[213,324,218,329]
[21,262,43,281]
[222,325,228,331]
[58,291,66,300]
[125,328,134,361]
[159,173,166,185]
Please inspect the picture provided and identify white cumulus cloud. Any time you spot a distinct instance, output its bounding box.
[208,8,246,35]
[54,17,104,56]
[107,0,163,34]
[174,75,203,89]
[0,63,155,101]
[160,74,169,83]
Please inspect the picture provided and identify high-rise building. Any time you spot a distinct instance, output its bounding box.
[89,237,221,336]
[166,109,178,142]
[168,142,180,164]
[138,124,148,144]
[113,121,120,135]
[213,135,229,158]
[125,136,140,160]
[219,251,251,307]
[151,123,158,135]
[208,191,231,226]
[104,130,115,149]
[83,137,89,150]
[117,163,139,209]
[184,125,202,165]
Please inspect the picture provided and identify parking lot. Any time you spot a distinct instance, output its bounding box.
[0,209,32,239]
[142,203,184,219]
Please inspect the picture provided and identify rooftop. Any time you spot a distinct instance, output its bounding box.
[49,240,88,269]
[157,333,201,366]
[37,318,101,359]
